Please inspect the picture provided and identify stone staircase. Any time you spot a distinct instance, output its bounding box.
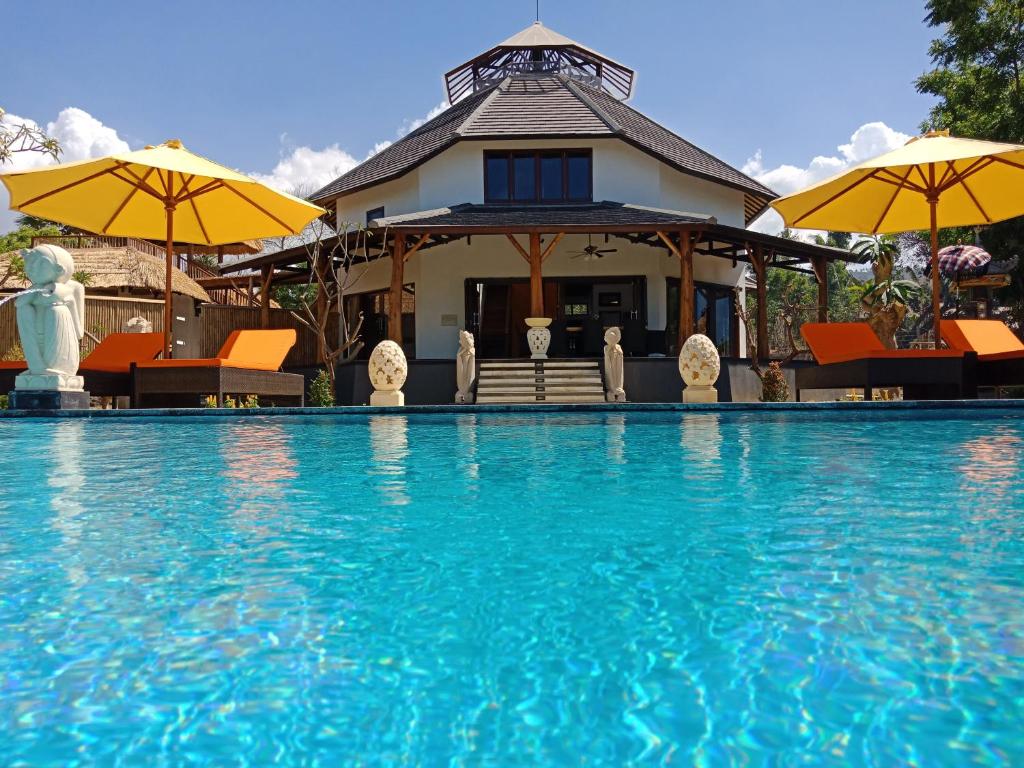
[474,359,607,404]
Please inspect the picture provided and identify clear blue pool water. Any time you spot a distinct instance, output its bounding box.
[1,409,1023,766]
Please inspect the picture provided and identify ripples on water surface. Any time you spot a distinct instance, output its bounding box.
[1,410,1023,766]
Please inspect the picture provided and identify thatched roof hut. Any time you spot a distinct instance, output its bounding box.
[0,246,211,302]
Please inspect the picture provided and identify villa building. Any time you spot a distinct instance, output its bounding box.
[225,22,858,400]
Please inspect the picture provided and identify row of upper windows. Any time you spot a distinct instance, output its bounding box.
[484,150,592,204]
[364,149,596,221]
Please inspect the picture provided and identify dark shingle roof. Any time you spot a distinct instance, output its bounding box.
[459,75,611,136]
[371,201,711,229]
[311,73,776,224]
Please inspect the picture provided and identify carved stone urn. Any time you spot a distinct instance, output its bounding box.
[679,333,721,403]
[368,340,407,406]
[525,317,552,359]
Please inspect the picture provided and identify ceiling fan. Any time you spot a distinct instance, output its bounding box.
[569,234,618,261]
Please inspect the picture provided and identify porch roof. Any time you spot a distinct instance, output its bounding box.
[219,201,865,279]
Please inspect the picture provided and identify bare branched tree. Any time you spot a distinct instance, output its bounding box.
[285,219,389,389]
[0,108,61,166]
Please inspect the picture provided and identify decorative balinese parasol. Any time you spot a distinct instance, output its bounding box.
[937,244,992,276]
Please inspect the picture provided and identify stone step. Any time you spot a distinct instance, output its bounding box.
[477,369,602,378]
[479,361,600,369]
[478,378,604,388]
[478,385,606,395]
[475,393,608,404]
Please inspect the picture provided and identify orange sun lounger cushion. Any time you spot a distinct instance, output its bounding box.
[801,322,962,365]
[0,332,164,373]
[136,329,296,372]
[940,320,1024,361]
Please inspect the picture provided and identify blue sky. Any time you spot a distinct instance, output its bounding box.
[4,0,938,232]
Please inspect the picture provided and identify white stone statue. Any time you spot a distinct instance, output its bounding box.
[603,326,625,402]
[455,329,476,404]
[368,340,408,406]
[679,333,721,403]
[15,244,86,392]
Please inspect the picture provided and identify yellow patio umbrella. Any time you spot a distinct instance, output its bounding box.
[0,139,325,356]
[770,130,1024,346]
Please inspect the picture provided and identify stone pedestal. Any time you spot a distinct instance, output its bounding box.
[15,372,84,391]
[9,389,91,410]
[682,385,718,404]
[525,317,552,359]
[370,390,405,406]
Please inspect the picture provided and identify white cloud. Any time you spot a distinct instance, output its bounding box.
[1,107,132,232]
[746,121,912,238]
[397,101,448,137]
[250,141,360,196]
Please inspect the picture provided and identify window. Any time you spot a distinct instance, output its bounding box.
[484,150,592,203]
[366,206,385,224]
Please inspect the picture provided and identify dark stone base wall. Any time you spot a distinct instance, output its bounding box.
[295,358,824,406]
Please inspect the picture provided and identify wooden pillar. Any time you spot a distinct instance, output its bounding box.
[678,230,694,350]
[389,234,406,344]
[216,245,224,265]
[810,256,829,323]
[528,232,544,317]
[750,245,769,362]
[259,265,273,329]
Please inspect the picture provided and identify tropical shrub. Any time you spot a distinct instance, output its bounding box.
[308,368,335,407]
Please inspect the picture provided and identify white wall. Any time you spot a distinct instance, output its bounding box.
[342,232,747,358]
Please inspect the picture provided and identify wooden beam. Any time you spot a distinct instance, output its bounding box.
[506,234,530,262]
[656,230,681,259]
[679,230,695,349]
[259,265,273,329]
[810,255,829,323]
[404,233,430,261]
[389,235,406,345]
[750,245,769,362]
[540,232,564,262]
[528,232,544,317]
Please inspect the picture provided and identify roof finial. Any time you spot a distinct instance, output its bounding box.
[535,0,539,22]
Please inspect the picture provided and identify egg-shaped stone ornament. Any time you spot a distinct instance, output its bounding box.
[679,333,720,403]
[369,340,407,405]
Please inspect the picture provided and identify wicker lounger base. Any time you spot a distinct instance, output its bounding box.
[977,356,1024,389]
[133,365,305,407]
[795,354,978,402]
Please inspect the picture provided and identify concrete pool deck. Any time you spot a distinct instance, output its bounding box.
[2,399,1024,419]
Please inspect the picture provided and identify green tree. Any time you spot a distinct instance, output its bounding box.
[916,0,1024,323]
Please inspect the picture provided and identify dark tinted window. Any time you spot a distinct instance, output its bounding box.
[566,152,591,200]
[540,154,563,200]
[484,150,591,203]
[513,154,535,200]
[365,206,385,224]
[485,155,509,201]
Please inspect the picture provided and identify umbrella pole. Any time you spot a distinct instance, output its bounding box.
[929,198,941,348]
[164,204,175,358]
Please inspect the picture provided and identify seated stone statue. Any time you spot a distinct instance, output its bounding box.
[15,244,86,391]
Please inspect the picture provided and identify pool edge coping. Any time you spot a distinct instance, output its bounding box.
[2,399,1024,419]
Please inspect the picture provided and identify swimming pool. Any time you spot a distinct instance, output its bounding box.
[1,408,1022,765]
